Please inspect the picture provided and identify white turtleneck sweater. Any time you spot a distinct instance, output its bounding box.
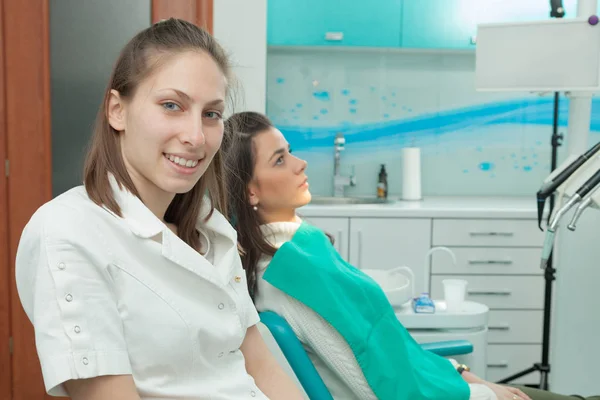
[254,221,497,400]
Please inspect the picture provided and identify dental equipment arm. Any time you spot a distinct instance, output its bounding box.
[536,141,600,230]
[540,168,600,269]
[567,184,600,231]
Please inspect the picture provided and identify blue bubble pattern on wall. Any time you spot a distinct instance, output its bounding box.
[313,91,330,101]
[265,51,600,196]
[272,98,600,152]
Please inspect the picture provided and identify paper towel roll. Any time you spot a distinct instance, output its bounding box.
[402,147,422,200]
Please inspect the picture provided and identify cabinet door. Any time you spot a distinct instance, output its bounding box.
[349,218,432,293]
[267,0,402,47]
[401,0,478,50]
[402,0,570,50]
[304,217,350,261]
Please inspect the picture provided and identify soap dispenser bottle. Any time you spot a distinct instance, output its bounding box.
[377,164,388,199]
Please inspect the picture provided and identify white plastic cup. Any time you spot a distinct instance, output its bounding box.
[442,279,468,312]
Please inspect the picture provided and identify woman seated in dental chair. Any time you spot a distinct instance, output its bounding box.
[224,111,599,400]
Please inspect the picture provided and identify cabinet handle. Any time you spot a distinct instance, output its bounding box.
[468,289,512,296]
[487,361,509,368]
[489,324,510,331]
[357,230,362,268]
[325,32,344,41]
[469,231,514,237]
[468,259,513,265]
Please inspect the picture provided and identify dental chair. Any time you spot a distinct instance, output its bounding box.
[259,311,474,400]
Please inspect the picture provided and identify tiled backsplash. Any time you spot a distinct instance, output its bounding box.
[266,49,600,197]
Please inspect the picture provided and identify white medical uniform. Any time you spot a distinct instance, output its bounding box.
[15,175,268,399]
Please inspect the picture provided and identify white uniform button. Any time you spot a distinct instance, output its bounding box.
[74,325,81,334]
[65,294,73,302]
[82,357,89,365]
[58,262,66,270]
[251,391,256,397]
[218,303,225,310]
[218,352,224,358]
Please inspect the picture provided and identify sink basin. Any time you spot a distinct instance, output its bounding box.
[309,196,395,205]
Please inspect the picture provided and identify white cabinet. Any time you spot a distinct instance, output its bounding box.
[431,275,544,309]
[487,310,543,344]
[303,216,350,261]
[300,198,544,385]
[349,218,432,293]
[430,217,544,385]
[304,217,432,294]
[432,219,545,247]
[486,344,542,384]
[431,247,543,275]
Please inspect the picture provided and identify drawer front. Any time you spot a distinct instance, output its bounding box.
[488,310,543,344]
[431,275,544,309]
[431,247,543,275]
[433,219,543,247]
[487,344,541,385]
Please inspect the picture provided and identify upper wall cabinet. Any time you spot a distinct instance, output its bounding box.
[401,0,579,50]
[267,0,585,50]
[267,0,403,47]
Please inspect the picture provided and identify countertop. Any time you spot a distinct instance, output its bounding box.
[299,196,540,219]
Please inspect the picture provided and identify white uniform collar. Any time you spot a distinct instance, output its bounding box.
[105,174,239,286]
[107,174,164,238]
[107,173,234,239]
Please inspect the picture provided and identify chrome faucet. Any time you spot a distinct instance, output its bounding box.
[333,132,356,197]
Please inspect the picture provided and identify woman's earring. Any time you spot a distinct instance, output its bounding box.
[253,205,258,211]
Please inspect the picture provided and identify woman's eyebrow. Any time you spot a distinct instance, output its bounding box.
[269,148,286,162]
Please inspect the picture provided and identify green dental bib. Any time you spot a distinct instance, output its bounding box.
[263,222,470,400]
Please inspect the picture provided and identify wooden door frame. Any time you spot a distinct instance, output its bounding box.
[4,0,53,398]
[2,1,213,398]
[151,0,213,32]
[0,0,12,398]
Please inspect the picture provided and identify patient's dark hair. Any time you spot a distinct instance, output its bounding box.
[223,112,277,298]
[224,111,334,299]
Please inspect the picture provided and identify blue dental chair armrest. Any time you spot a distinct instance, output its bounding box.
[260,311,334,400]
[420,340,473,357]
[259,311,473,400]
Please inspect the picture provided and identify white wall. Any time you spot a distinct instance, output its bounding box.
[213,0,267,114]
[550,209,600,396]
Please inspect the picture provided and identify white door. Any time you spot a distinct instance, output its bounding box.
[303,216,350,261]
[349,218,432,293]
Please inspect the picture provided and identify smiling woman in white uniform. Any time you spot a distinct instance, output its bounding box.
[14,19,303,400]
